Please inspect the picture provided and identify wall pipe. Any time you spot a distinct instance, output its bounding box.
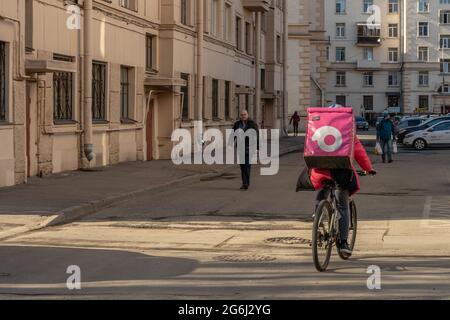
[83,0,94,162]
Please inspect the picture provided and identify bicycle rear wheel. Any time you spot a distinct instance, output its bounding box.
[312,200,333,272]
[338,200,358,260]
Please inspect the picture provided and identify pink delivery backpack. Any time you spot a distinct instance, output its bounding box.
[304,107,356,170]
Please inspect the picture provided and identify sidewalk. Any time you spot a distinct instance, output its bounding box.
[0,136,304,240]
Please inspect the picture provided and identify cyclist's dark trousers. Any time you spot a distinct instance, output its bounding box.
[315,188,350,241]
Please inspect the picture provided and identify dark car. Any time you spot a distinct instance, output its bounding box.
[397,116,450,143]
[355,116,369,131]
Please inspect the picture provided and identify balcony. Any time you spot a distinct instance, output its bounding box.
[356,24,382,46]
[357,59,381,70]
[242,0,270,12]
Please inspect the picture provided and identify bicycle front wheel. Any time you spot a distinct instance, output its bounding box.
[312,200,333,272]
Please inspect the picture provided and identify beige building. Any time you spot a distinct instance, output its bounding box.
[325,0,450,121]
[0,0,287,188]
[287,0,328,123]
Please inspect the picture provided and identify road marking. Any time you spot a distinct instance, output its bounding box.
[422,196,450,228]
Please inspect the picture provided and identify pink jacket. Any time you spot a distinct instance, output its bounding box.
[310,138,373,195]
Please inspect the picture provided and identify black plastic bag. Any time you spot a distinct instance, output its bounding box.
[296,167,315,192]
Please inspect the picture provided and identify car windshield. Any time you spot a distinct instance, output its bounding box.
[422,117,450,128]
[356,117,365,121]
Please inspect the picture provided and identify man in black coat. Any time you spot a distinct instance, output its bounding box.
[232,110,259,190]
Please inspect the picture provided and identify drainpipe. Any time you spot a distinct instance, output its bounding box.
[255,12,262,126]
[282,0,288,135]
[311,76,325,107]
[196,0,204,121]
[83,0,94,162]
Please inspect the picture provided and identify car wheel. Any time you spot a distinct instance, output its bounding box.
[413,138,427,151]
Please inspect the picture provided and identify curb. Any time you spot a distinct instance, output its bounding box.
[0,142,304,241]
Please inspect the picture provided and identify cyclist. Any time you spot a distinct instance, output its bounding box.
[310,106,376,255]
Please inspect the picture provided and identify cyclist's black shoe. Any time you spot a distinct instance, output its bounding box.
[339,240,352,255]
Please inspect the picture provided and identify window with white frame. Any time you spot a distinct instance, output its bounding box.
[211,0,219,36]
[388,48,399,62]
[441,59,450,73]
[388,24,398,38]
[336,23,346,38]
[418,46,429,61]
[224,3,232,41]
[418,22,429,37]
[419,71,429,86]
[440,10,450,24]
[336,0,346,13]
[336,47,346,61]
[418,0,429,13]
[363,0,374,13]
[120,0,137,11]
[336,71,346,86]
[363,72,374,86]
[388,72,399,86]
[389,0,399,13]
[441,35,450,49]
[364,47,374,60]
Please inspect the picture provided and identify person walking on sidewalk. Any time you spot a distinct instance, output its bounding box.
[289,111,301,136]
[376,111,396,163]
[232,110,259,190]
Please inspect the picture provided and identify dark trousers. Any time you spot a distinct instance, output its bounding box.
[293,123,299,136]
[316,188,350,241]
[240,163,251,186]
[380,138,393,162]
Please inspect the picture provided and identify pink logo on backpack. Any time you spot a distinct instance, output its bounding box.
[304,107,356,169]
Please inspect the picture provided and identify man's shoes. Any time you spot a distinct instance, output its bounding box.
[388,160,393,163]
[382,160,386,163]
[338,240,352,255]
[240,185,246,190]
[240,185,249,190]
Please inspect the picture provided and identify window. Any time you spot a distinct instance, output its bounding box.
[236,16,242,51]
[146,34,156,72]
[388,48,399,62]
[439,83,450,93]
[336,23,346,38]
[440,10,450,24]
[224,3,232,41]
[389,0,399,13]
[336,47,346,62]
[336,71,346,86]
[181,73,189,121]
[418,22,429,37]
[261,68,266,90]
[363,96,374,111]
[419,71,429,86]
[388,96,399,108]
[92,62,106,121]
[211,0,219,36]
[120,0,137,11]
[276,35,282,63]
[388,72,399,86]
[364,47,374,60]
[419,95,429,110]
[363,0,374,13]
[336,0,346,13]
[53,55,74,122]
[433,122,450,131]
[441,35,450,49]
[418,47,429,61]
[336,95,346,106]
[225,81,231,120]
[0,42,7,122]
[441,59,450,73]
[120,66,131,120]
[418,0,429,13]
[245,22,252,55]
[212,79,219,119]
[363,72,374,86]
[388,24,398,38]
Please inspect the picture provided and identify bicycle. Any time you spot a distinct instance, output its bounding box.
[311,170,373,272]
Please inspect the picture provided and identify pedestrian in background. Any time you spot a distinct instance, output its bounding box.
[376,111,396,163]
[232,110,259,190]
[290,111,301,136]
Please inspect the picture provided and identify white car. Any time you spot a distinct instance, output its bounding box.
[403,121,450,150]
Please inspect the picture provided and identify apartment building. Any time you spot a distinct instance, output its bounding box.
[0,0,287,188]
[287,0,328,122]
[325,0,450,121]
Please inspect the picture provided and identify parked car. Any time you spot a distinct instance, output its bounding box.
[355,116,369,131]
[403,121,450,150]
[397,116,450,143]
[395,117,426,134]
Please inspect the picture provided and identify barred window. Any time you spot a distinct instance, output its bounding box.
[181,73,189,121]
[53,54,74,122]
[0,41,6,121]
[92,62,106,121]
[212,79,219,119]
[120,66,130,119]
[225,81,230,120]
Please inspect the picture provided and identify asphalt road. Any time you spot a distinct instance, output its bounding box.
[1,145,450,299]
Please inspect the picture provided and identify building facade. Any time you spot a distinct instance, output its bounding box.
[325,0,450,122]
[0,0,287,188]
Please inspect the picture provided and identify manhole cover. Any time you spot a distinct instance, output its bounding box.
[215,254,276,262]
[265,237,311,245]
